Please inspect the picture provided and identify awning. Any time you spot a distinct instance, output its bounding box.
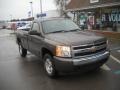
[66,2,120,12]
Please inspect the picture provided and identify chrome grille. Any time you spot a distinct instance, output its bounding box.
[72,41,107,58]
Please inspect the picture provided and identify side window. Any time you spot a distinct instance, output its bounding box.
[31,23,39,32]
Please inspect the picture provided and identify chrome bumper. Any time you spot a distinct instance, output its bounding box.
[73,51,110,65]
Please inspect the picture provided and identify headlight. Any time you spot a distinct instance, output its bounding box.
[56,46,71,57]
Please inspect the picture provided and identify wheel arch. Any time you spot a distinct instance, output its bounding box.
[41,47,54,59]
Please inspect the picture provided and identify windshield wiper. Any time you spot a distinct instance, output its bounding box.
[48,29,80,34]
[49,30,67,33]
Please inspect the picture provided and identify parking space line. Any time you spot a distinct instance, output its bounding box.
[101,64,111,71]
[110,55,120,64]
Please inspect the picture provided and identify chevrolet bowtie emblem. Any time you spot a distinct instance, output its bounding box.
[90,46,96,52]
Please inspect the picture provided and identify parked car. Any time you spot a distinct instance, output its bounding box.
[17,24,31,31]
[17,22,27,28]
[16,17,110,77]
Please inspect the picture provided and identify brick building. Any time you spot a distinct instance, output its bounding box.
[66,0,120,32]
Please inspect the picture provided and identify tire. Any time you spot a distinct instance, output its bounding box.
[43,54,58,78]
[19,44,27,57]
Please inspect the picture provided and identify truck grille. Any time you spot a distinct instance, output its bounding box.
[72,41,107,58]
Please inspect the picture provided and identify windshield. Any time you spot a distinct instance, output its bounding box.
[42,19,80,34]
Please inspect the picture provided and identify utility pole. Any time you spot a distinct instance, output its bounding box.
[40,0,42,18]
[30,2,33,17]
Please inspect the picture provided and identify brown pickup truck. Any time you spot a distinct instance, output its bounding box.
[16,17,110,77]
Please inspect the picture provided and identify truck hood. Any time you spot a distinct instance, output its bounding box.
[45,31,106,46]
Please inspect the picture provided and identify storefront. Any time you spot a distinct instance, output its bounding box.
[66,0,120,32]
[100,6,120,32]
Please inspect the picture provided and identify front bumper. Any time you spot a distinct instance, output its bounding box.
[54,51,110,72]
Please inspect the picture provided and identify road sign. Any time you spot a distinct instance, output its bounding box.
[37,13,46,18]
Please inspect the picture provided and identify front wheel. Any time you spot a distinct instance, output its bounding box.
[43,54,58,78]
[19,44,27,57]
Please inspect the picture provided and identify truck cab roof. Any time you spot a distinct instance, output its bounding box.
[34,17,68,23]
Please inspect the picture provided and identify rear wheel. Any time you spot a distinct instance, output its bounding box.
[19,44,27,57]
[43,54,58,78]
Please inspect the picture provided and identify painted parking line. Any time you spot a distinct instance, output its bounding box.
[101,64,111,71]
[110,55,120,64]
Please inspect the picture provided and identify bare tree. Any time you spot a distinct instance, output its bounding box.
[54,0,69,17]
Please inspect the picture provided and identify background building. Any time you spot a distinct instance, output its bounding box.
[66,0,120,32]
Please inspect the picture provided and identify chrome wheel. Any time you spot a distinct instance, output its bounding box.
[45,58,53,75]
[44,54,58,77]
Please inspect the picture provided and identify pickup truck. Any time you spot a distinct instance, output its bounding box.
[16,17,110,77]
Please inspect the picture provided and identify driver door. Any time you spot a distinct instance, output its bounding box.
[28,22,43,56]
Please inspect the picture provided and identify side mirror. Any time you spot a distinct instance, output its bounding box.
[29,30,40,36]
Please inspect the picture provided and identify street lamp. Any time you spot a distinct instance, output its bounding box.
[30,1,33,17]
[40,0,42,14]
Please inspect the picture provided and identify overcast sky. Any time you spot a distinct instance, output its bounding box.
[0,0,57,20]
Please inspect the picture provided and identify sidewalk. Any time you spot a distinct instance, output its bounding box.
[90,30,120,39]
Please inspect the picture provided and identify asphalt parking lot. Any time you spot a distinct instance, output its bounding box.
[0,29,120,90]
